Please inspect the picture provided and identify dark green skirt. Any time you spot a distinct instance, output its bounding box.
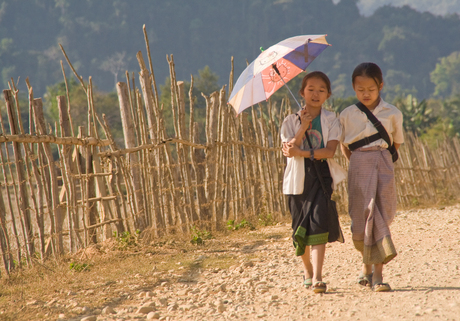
[287,158,341,256]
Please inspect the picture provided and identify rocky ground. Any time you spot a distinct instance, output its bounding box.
[3,205,460,321]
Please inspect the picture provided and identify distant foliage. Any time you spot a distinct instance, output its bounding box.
[430,51,460,98]
[1,0,460,101]
[44,78,124,146]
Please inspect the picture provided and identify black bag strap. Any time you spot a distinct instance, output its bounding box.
[348,132,381,151]
[355,102,392,147]
[353,102,399,162]
[303,127,331,197]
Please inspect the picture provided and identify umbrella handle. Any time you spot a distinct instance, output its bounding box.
[272,63,315,156]
[271,64,303,111]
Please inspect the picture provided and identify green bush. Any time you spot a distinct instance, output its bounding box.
[190,225,212,245]
[227,219,255,231]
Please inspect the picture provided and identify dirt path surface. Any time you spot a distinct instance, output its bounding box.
[11,205,460,321]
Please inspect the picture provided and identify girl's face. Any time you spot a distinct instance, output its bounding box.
[300,77,331,109]
[353,76,384,109]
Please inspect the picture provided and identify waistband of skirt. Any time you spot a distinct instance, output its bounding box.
[355,146,386,152]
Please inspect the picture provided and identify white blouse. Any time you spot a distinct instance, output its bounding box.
[340,99,404,148]
[280,108,347,195]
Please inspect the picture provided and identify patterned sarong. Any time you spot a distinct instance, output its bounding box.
[348,149,397,264]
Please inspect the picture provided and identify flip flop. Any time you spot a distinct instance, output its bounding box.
[372,283,391,292]
[312,281,327,293]
[303,276,312,288]
[357,272,373,287]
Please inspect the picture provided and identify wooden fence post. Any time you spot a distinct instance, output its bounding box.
[33,98,64,255]
[4,90,34,259]
[117,82,147,231]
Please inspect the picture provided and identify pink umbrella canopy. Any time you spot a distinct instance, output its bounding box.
[228,35,330,114]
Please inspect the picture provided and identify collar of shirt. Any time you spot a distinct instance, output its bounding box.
[372,98,391,113]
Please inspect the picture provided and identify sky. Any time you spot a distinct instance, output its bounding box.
[333,0,460,16]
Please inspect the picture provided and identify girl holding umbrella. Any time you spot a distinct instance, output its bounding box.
[281,71,346,293]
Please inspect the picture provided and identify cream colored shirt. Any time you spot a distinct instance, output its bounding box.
[340,99,404,148]
[280,108,347,195]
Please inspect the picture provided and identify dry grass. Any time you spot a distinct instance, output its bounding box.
[0,219,292,320]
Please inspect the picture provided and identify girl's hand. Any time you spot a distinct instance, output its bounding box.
[299,109,313,130]
[283,142,301,158]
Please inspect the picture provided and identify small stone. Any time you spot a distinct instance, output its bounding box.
[159,298,168,306]
[178,289,189,296]
[143,301,156,308]
[26,300,38,306]
[102,306,116,314]
[243,261,254,268]
[137,306,156,314]
[72,307,84,314]
[81,316,97,321]
[166,302,178,312]
[58,314,65,319]
[182,304,197,311]
[217,304,226,313]
[147,312,161,319]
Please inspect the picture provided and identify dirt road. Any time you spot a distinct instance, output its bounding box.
[12,205,460,321]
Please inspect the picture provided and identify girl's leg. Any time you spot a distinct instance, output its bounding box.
[371,263,391,291]
[372,263,384,284]
[300,245,313,280]
[311,244,326,283]
[362,263,373,275]
[358,262,373,287]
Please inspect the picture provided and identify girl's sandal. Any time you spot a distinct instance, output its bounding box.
[303,276,313,288]
[312,281,327,293]
[372,283,391,292]
[357,272,373,287]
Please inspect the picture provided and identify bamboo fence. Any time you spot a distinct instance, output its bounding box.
[1,27,460,276]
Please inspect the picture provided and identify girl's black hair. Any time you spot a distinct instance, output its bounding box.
[298,71,332,96]
[352,62,383,87]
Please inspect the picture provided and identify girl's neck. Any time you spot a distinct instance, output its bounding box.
[304,104,321,118]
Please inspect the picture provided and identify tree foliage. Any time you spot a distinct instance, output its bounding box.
[430,51,460,98]
[44,77,124,145]
[1,0,460,101]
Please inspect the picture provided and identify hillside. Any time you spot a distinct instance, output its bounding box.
[1,0,460,100]
[358,0,460,16]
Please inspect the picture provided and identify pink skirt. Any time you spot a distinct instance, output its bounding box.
[348,148,397,264]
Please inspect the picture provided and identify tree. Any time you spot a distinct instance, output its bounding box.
[194,65,219,95]
[393,94,437,135]
[44,78,123,145]
[430,51,460,98]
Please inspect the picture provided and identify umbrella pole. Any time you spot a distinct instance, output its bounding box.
[272,64,303,111]
[272,64,315,160]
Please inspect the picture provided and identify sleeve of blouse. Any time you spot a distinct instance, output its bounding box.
[280,115,295,143]
[328,114,341,142]
[392,110,404,144]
